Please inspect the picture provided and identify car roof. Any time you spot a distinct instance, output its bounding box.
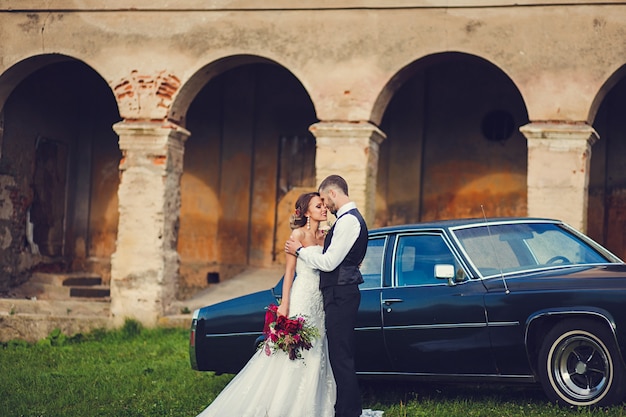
[368,217,561,235]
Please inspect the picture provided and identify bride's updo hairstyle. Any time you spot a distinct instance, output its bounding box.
[289,192,320,230]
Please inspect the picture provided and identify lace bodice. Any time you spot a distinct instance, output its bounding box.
[289,245,325,332]
[295,244,322,276]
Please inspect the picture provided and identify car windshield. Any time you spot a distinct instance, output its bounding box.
[452,222,611,277]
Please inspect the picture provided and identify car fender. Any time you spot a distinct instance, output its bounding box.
[523,307,625,376]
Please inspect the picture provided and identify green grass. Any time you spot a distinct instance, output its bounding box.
[362,381,626,417]
[1,321,626,417]
[0,321,231,417]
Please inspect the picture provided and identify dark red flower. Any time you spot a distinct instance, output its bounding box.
[283,319,301,334]
[263,304,278,334]
[260,303,320,361]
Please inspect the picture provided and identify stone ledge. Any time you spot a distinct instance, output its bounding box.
[0,313,194,343]
[0,298,110,317]
[158,314,192,329]
[0,313,111,343]
[0,300,193,343]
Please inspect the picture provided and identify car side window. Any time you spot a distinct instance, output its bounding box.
[359,237,385,289]
[395,234,457,286]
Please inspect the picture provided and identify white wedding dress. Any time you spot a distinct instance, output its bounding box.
[196,245,336,417]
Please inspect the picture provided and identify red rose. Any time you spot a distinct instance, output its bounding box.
[276,315,288,330]
[283,318,300,334]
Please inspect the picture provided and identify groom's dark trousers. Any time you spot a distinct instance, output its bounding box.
[323,284,362,417]
[320,207,368,417]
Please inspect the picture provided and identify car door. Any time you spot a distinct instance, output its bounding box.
[354,235,393,373]
[381,232,497,375]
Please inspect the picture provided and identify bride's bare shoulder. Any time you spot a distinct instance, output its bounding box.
[290,228,306,240]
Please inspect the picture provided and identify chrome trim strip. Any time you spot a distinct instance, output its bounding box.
[450,218,555,231]
[357,371,535,380]
[201,323,518,338]
[205,331,261,338]
[381,321,518,331]
[487,321,519,327]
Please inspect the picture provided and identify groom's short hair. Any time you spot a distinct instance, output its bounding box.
[319,175,349,196]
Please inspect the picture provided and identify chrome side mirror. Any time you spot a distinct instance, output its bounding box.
[435,264,458,285]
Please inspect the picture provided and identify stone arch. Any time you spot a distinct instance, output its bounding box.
[588,63,626,124]
[588,62,626,260]
[371,52,526,127]
[0,54,121,291]
[169,54,317,126]
[172,56,318,296]
[0,55,75,113]
[372,52,529,227]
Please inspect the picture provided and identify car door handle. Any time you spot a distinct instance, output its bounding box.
[382,298,403,305]
[382,298,404,313]
[382,298,403,313]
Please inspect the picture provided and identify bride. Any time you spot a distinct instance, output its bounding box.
[196,192,336,417]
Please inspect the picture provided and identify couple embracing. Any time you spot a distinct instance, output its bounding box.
[196,175,373,417]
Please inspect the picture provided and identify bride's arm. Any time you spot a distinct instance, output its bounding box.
[278,229,302,317]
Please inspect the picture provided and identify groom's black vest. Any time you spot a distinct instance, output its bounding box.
[320,208,368,289]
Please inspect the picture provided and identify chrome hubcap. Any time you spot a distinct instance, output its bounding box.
[553,335,610,401]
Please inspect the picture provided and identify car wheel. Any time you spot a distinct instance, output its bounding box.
[538,319,626,407]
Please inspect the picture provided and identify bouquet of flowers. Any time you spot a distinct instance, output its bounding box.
[262,303,320,360]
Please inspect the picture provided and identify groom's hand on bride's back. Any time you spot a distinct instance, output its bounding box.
[285,237,303,256]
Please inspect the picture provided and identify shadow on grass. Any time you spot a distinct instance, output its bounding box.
[361,380,547,407]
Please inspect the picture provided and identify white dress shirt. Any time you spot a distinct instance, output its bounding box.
[299,202,361,272]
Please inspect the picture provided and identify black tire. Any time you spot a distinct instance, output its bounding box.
[538,319,626,407]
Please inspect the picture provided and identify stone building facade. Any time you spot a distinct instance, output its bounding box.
[1,0,625,326]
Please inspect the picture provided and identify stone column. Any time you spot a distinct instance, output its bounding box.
[520,122,598,233]
[310,122,386,225]
[110,120,189,327]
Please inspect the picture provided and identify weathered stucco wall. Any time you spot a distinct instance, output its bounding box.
[1,0,626,324]
[2,2,625,123]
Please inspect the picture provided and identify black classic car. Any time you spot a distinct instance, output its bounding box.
[190,218,626,407]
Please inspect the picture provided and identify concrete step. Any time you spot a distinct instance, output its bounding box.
[11,272,109,301]
[69,285,110,299]
[63,276,103,287]
[30,272,102,286]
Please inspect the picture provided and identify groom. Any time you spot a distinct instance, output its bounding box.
[285,174,368,417]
